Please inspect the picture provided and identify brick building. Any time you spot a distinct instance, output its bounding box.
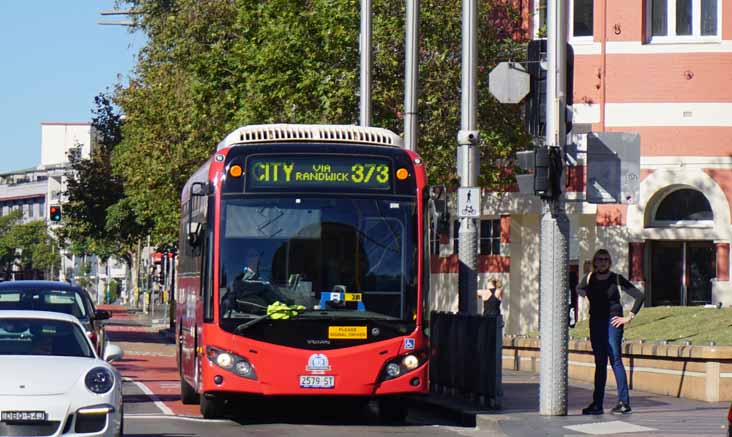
[430,0,732,334]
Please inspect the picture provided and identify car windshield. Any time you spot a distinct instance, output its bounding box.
[219,196,417,325]
[0,318,94,358]
[0,288,88,320]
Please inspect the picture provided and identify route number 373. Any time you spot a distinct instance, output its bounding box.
[351,164,389,184]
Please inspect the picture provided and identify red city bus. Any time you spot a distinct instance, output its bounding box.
[176,124,432,420]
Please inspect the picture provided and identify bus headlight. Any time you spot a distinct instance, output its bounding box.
[216,353,234,369]
[380,351,426,381]
[385,363,401,378]
[402,354,419,370]
[206,346,257,380]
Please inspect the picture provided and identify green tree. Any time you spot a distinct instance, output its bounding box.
[0,212,60,279]
[59,93,145,263]
[0,210,23,278]
[115,0,530,245]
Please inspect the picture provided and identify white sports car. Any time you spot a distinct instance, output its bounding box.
[0,310,123,437]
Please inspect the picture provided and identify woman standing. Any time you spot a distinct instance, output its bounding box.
[578,249,645,415]
[478,279,503,316]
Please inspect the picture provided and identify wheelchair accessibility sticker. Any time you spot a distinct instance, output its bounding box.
[404,338,415,350]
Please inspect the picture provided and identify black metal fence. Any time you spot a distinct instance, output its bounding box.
[429,311,503,408]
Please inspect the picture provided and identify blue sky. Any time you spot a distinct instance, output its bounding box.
[0,1,143,172]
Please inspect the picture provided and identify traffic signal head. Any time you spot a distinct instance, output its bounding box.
[49,205,61,222]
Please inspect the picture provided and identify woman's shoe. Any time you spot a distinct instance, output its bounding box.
[582,403,604,415]
[610,402,632,414]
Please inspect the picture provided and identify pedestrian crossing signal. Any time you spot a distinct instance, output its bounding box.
[49,206,61,222]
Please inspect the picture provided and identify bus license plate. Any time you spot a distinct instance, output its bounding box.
[299,375,335,389]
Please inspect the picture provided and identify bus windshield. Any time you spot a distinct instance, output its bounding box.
[219,196,417,326]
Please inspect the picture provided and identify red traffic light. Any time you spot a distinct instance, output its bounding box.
[49,206,61,222]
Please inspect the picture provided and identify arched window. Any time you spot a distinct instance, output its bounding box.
[653,188,713,226]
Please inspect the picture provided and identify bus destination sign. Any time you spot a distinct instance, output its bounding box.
[246,156,391,191]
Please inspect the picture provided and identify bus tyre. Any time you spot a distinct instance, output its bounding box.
[200,394,225,419]
[378,398,408,424]
[180,376,199,405]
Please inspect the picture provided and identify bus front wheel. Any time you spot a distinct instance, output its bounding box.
[200,394,225,419]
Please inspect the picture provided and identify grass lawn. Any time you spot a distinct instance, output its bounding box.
[567,306,732,346]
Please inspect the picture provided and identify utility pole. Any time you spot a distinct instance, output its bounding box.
[539,0,570,416]
[457,0,480,314]
[404,0,419,151]
[359,0,372,127]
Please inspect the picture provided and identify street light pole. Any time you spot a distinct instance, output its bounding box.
[539,0,570,416]
[404,0,419,151]
[97,9,137,27]
[457,0,480,314]
[360,0,372,127]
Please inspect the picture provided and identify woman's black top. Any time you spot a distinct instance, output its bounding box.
[483,289,501,316]
[584,272,644,320]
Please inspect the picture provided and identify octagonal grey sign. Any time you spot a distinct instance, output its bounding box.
[489,62,530,104]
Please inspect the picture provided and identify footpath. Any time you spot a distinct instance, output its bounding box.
[99,304,729,435]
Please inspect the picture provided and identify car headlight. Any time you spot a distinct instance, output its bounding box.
[206,346,257,380]
[85,367,114,394]
[380,351,427,381]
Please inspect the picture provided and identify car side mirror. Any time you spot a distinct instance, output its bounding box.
[103,343,123,363]
[94,310,112,321]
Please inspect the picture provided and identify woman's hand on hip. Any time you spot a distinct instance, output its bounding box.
[610,316,630,328]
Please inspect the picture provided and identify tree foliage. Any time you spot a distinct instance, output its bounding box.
[0,211,60,279]
[59,94,144,264]
[114,0,530,245]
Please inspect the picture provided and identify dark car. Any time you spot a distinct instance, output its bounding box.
[728,402,732,436]
[0,280,111,355]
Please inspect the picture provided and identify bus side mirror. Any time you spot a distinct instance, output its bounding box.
[187,182,207,247]
[429,185,450,230]
[187,222,203,246]
[191,182,207,196]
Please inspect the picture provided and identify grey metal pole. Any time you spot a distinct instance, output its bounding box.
[457,0,479,314]
[360,0,372,127]
[404,0,419,151]
[539,0,569,416]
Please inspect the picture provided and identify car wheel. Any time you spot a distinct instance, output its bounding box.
[200,394,226,419]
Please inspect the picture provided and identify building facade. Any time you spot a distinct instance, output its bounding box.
[430,0,732,335]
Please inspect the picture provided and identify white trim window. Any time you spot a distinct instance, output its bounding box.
[651,187,714,228]
[647,0,721,42]
[571,0,594,41]
[533,0,594,40]
[479,219,502,256]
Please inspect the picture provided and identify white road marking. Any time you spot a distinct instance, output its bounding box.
[564,420,656,435]
[123,377,175,416]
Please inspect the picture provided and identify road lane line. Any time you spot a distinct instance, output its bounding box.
[123,377,175,416]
